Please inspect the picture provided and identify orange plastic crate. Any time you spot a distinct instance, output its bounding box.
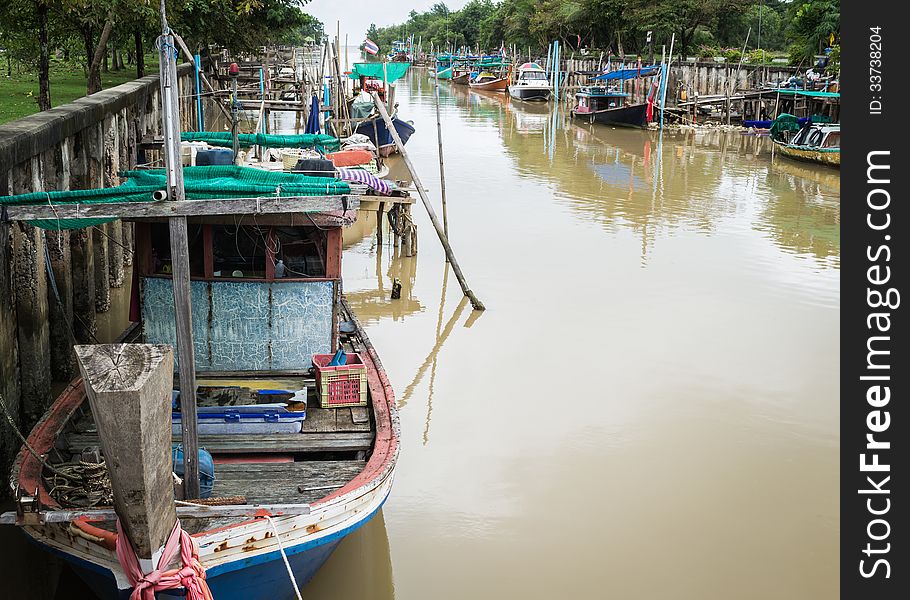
[312,353,368,408]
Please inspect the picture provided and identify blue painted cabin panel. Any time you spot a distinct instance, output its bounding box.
[142,278,334,370]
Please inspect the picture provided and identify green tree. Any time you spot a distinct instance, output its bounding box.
[786,0,839,65]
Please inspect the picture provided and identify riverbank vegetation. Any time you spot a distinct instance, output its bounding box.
[367,0,839,66]
[0,0,323,123]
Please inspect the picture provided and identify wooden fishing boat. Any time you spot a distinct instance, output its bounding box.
[355,114,416,157]
[773,138,840,167]
[469,70,509,92]
[770,115,840,168]
[451,71,471,85]
[571,86,648,127]
[3,167,399,600]
[508,62,551,101]
[432,55,454,80]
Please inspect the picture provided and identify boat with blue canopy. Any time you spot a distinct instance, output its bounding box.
[572,65,660,128]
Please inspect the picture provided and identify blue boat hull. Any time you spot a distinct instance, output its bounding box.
[34,499,387,600]
[355,116,416,155]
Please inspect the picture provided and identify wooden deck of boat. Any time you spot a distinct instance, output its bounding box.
[213,460,366,504]
[66,401,374,455]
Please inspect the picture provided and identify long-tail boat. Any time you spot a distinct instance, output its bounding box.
[1,162,400,600]
[469,68,510,92]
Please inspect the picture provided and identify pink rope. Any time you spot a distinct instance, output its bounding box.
[115,518,214,600]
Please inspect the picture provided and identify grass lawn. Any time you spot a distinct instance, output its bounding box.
[0,58,145,125]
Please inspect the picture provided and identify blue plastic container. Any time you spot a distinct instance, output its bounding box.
[172,446,215,499]
[195,149,235,166]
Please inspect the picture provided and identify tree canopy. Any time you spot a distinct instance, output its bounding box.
[367,0,838,64]
[0,0,324,106]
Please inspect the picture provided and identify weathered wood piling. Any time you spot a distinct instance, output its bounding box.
[74,343,177,563]
[0,63,201,483]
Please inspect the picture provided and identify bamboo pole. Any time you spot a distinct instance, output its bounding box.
[172,33,232,124]
[433,72,449,242]
[659,34,675,130]
[726,27,751,125]
[371,92,484,310]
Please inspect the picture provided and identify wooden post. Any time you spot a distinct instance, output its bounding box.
[433,72,450,242]
[726,27,751,126]
[158,11,200,500]
[660,34,675,130]
[172,33,231,124]
[74,344,177,565]
[371,93,485,311]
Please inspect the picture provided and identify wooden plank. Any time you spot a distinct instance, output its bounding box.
[325,227,342,279]
[212,460,364,504]
[3,195,360,221]
[301,401,338,433]
[349,406,369,424]
[74,344,176,560]
[1,503,311,526]
[66,431,374,454]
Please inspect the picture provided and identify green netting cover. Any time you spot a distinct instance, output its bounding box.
[347,62,410,82]
[1,166,351,230]
[181,132,341,151]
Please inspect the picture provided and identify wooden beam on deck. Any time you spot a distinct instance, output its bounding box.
[1,503,311,525]
[3,195,360,221]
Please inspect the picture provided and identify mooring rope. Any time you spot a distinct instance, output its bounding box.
[264,515,304,600]
[0,391,113,507]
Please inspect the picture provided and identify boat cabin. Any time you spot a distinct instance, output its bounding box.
[135,217,345,371]
[573,86,630,113]
[787,123,840,149]
[513,62,548,84]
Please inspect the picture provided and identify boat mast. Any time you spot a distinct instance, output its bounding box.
[158,0,200,500]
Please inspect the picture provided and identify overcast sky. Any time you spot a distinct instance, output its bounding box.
[305,0,469,46]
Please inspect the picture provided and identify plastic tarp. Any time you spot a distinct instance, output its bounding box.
[305,95,321,135]
[1,166,351,230]
[181,132,340,151]
[769,113,803,140]
[347,62,410,83]
[774,89,840,99]
[593,66,660,81]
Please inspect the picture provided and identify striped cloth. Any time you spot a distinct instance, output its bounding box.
[336,167,392,196]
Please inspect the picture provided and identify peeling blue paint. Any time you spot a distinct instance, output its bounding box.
[142,278,333,370]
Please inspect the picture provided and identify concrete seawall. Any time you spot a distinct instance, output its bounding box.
[0,64,198,483]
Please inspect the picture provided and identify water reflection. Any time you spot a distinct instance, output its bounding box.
[340,66,838,600]
[302,511,394,599]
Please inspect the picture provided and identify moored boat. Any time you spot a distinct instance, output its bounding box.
[571,65,660,128]
[347,62,416,156]
[355,115,416,157]
[508,62,551,101]
[3,164,400,600]
[770,114,840,168]
[433,55,454,80]
[469,69,510,92]
[571,86,649,127]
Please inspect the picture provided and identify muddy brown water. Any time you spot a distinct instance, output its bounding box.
[3,66,839,599]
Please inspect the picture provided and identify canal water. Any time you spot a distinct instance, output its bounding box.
[305,68,839,599]
[3,64,839,598]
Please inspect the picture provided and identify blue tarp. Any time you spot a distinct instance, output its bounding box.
[593,66,660,81]
[305,95,321,135]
